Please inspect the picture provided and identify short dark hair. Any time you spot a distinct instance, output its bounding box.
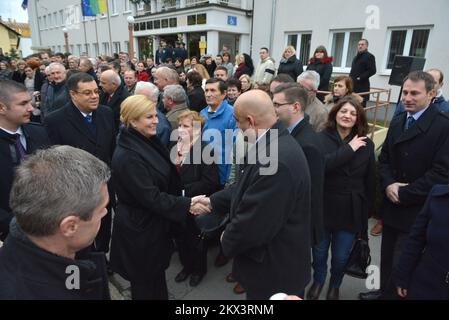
[404,71,436,93]
[67,73,96,92]
[186,70,203,87]
[359,39,369,46]
[206,78,227,94]
[326,96,368,136]
[271,74,295,84]
[260,47,269,53]
[226,79,242,92]
[215,66,228,75]
[273,83,308,111]
[55,52,65,59]
[0,80,28,105]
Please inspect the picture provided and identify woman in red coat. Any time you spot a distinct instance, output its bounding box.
[136,62,150,82]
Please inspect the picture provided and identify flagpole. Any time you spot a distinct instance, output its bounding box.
[106,0,113,55]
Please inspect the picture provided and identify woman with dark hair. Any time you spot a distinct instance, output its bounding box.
[307,46,333,102]
[186,71,207,112]
[222,52,234,78]
[11,60,27,83]
[234,53,254,79]
[324,75,363,111]
[307,96,375,300]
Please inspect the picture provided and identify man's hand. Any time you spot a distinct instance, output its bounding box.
[397,287,407,298]
[189,196,212,215]
[386,182,409,204]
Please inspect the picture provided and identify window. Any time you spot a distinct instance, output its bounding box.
[103,42,109,55]
[57,45,62,52]
[93,43,99,57]
[111,0,117,14]
[60,10,64,26]
[77,44,82,55]
[53,12,58,26]
[137,2,144,10]
[124,0,131,12]
[285,32,311,64]
[43,15,47,29]
[147,21,153,30]
[85,44,90,55]
[48,14,52,28]
[154,20,160,29]
[385,27,430,69]
[169,18,177,28]
[140,22,146,30]
[114,42,121,54]
[70,45,74,54]
[330,30,363,69]
[197,14,206,25]
[161,19,168,28]
[124,41,129,52]
[38,17,42,30]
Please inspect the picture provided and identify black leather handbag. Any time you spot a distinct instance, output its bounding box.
[344,238,372,279]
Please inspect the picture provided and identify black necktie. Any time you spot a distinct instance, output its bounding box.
[14,133,27,162]
[405,116,416,131]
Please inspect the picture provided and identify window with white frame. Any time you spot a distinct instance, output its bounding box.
[60,10,64,26]
[124,0,131,12]
[124,41,129,52]
[385,27,431,70]
[111,0,117,14]
[77,44,82,55]
[85,44,90,55]
[93,43,99,57]
[48,14,52,28]
[330,30,363,69]
[57,45,62,53]
[137,2,144,11]
[103,42,110,55]
[113,42,121,54]
[285,32,312,65]
[70,45,74,53]
[38,17,42,30]
[42,15,47,29]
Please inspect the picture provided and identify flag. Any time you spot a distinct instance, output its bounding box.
[81,0,108,17]
[21,0,28,10]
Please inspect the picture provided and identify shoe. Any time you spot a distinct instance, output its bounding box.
[175,269,191,283]
[106,265,114,276]
[214,252,229,267]
[306,282,324,300]
[189,274,204,287]
[326,287,339,300]
[225,273,236,283]
[370,221,383,236]
[359,290,382,300]
[233,282,246,294]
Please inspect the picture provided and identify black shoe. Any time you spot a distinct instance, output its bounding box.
[175,269,191,283]
[326,287,339,300]
[189,274,204,287]
[106,265,114,276]
[214,253,229,267]
[306,282,324,300]
[359,290,382,300]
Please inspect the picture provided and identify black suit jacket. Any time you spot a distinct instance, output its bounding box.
[349,50,376,93]
[378,104,449,232]
[291,116,325,245]
[44,101,116,166]
[100,84,130,131]
[0,123,50,240]
[187,86,207,113]
[210,121,311,299]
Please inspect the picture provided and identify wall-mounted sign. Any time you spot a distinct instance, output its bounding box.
[227,16,237,26]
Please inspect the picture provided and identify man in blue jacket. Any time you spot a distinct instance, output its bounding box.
[200,79,237,186]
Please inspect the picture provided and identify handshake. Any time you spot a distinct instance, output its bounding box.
[190,195,212,215]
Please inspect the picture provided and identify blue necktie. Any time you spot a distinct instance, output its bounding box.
[85,114,92,123]
[14,133,27,162]
[405,116,416,131]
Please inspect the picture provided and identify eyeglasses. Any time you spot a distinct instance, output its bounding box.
[75,89,100,96]
[273,102,292,108]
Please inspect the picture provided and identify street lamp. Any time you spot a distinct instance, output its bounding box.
[127,16,135,59]
[62,27,69,53]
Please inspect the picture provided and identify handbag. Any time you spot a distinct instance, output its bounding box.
[344,238,372,279]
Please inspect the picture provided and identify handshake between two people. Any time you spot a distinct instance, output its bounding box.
[189,195,212,215]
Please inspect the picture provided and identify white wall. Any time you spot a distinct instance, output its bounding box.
[19,37,33,57]
[253,0,449,102]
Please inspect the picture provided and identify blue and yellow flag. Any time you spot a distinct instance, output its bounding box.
[81,0,107,16]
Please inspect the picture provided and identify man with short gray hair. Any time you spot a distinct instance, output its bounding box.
[297,71,328,132]
[100,69,130,130]
[0,145,111,299]
[153,66,179,113]
[42,62,69,117]
[163,84,189,130]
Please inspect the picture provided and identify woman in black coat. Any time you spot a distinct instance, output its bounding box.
[110,95,209,300]
[186,71,207,112]
[394,184,449,300]
[307,46,333,102]
[172,110,221,287]
[278,46,303,81]
[307,96,375,300]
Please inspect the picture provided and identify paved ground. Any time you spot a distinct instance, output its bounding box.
[109,218,382,300]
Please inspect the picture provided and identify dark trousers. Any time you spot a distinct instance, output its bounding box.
[94,202,113,253]
[130,271,168,300]
[380,224,409,298]
[174,218,208,275]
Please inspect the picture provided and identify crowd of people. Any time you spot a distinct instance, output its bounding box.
[0,37,448,300]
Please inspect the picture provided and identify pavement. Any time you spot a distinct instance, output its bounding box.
[109,218,382,300]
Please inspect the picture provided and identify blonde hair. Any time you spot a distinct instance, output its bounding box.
[283,46,296,58]
[120,95,156,128]
[178,110,205,129]
[192,64,210,80]
[235,54,244,65]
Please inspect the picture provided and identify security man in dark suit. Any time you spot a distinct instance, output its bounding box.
[349,39,376,107]
[360,71,449,300]
[0,80,50,241]
[44,73,117,257]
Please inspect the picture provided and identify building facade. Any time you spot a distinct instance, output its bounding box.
[27,0,253,59]
[0,19,21,57]
[252,0,449,101]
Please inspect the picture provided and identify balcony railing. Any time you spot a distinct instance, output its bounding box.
[157,0,243,12]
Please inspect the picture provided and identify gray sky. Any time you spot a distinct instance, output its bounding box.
[0,0,29,23]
